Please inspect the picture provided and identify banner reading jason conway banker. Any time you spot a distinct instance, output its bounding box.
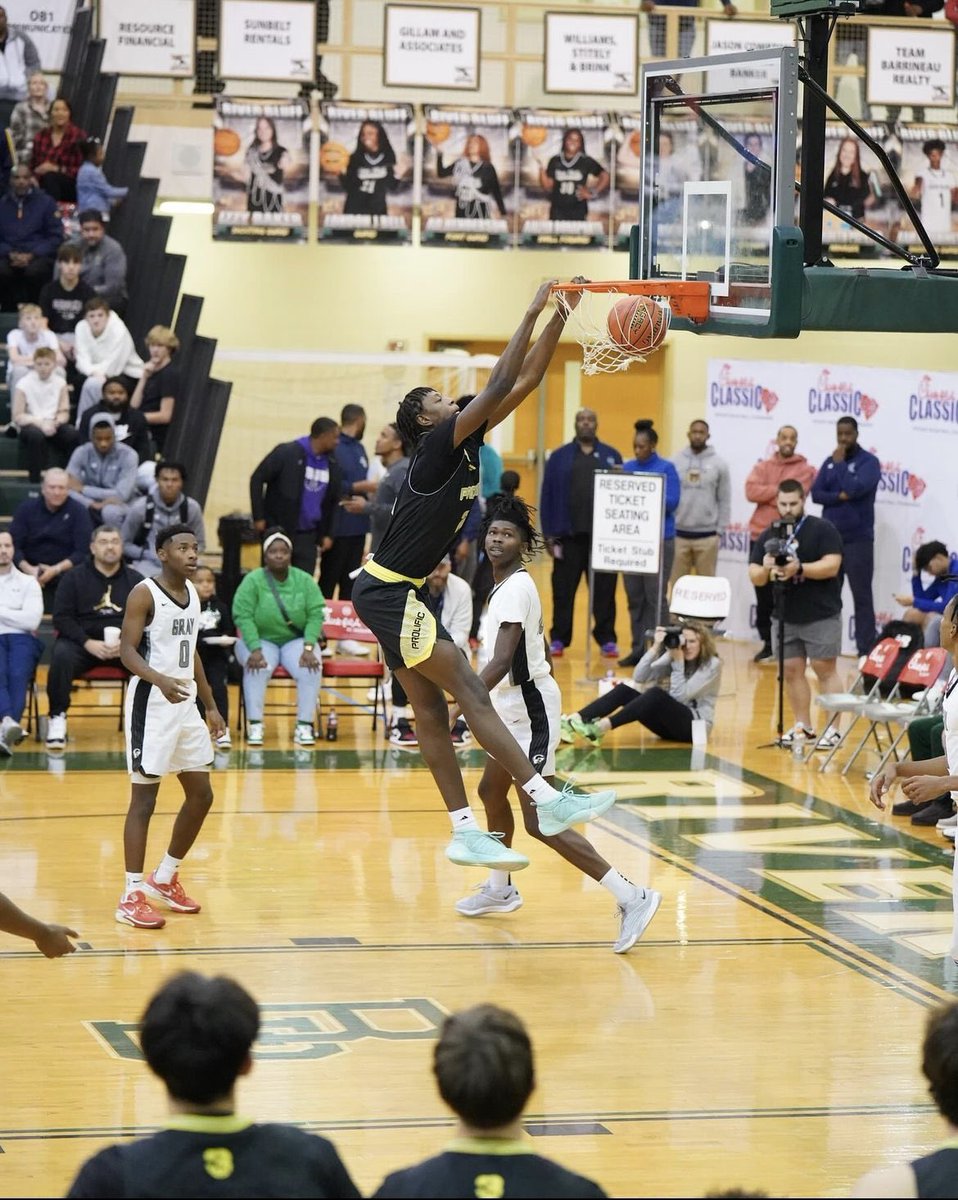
[212,98,309,242]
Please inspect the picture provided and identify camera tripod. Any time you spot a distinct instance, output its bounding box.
[758,576,793,751]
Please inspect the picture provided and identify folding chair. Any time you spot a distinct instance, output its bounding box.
[815,637,902,772]
[235,661,319,732]
[69,665,128,731]
[321,600,386,731]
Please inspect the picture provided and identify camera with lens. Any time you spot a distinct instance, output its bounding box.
[765,520,796,569]
[662,625,684,649]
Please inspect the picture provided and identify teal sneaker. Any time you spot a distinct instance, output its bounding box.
[559,715,576,744]
[569,714,605,745]
[446,829,530,871]
[534,780,616,837]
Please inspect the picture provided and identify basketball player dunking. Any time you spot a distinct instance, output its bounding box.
[351,281,618,873]
[116,525,225,930]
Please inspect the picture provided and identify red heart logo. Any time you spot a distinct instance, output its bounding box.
[860,394,878,420]
[760,388,778,412]
[909,474,926,500]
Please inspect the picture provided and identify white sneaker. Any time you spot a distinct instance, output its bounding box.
[937,812,958,830]
[215,729,231,749]
[246,721,264,746]
[338,638,370,656]
[293,722,316,746]
[614,887,662,954]
[943,824,957,841]
[0,715,24,756]
[815,728,842,750]
[46,713,67,750]
[780,724,815,748]
[455,883,523,917]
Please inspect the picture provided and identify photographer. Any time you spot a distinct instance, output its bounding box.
[748,479,844,749]
[562,620,721,745]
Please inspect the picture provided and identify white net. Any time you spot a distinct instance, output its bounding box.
[553,286,672,376]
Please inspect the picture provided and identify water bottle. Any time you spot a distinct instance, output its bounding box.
[325,709,338,742]
[791,728,806,761]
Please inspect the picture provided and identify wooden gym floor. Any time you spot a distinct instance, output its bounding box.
[1,604,954,1198]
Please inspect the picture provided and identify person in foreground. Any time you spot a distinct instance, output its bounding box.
[351,281,616,874]
[0,890,77,956]
[373,1003,605,1198]
[849,999,958,1198]
[66,971,361,1198]
[457,495,660,953]
[116,526,226,930]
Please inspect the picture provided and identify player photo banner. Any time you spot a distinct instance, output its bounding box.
[421,107,516,249]
[867,26,956,110]
[516,110,612,250]
[612,112,641,251]
[318,102,415,245]
[212,98,309,242]
[898,126,958,248]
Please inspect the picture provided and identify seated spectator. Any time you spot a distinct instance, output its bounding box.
[29,96,86,203]
[121,461,205,578]
[232,529,325,748]
[0,889,77,957]
[195,565,235,749]
[65,972,360,1198]
[889,710,953,829]
[9,70,49,165]
[77,375,153,466]
[0,10,40,130]
[65,413,138,527]
[39,242,94,365]
[76,136,127,220]
[562,621,722,746]
[46,523,141,750]
[0,528,42,755]
[895,539,958,648]
[6,301,63,388]
[0,163,62,310]
[74,296,143,419]
[77,210,127,313]
[129,326,180,462]
[11,345,76,482]
[372,1004,605,1199]
[10,467,93,611]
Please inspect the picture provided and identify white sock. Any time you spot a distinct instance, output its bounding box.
[600,869,640,905]
[489,870,511,889]
[596,718,613,733]
[125,872,144,895]
[522,774,561,804]
[154,854,182,885]
[448,807,479,832]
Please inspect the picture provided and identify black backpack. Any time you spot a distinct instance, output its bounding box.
[876,620,924,698]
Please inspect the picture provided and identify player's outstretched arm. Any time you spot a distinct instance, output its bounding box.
[119,583,191,704]
[0,892,78,957]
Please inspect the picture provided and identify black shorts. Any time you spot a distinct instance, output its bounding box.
[352,567,453,672]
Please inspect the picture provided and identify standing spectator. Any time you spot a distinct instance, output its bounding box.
[39,242,94,366]
[618,419,681,668]
[77,375,153,466]
[478,439,503,505]
[670,419,731,586]
[745,425,817,663]
[0,528,42,754]
[895,539,958,649]
[65,413,138,527]
[128,325,179,459]
[11,345,75,481]
[77,210,128,312]
[45,524,141,750]
[74,296,143,418]
[121,461,205,579]
[75,136,127,219]
[194,565,234,749]
[0,7,39,129]
[9,69,48,165]
[319,403,370,603]
[29,96,86,203]
[6,301,63,388]
[10,467,93,610]
[340,421,409,554]
[641,0,736,59]
[0,163,62,310]
[539,407,622,658]
[811,415,880,658]
[249,417,342,577]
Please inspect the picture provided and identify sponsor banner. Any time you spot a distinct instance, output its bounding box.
[100,0,195,77]
[212,98,310,242]
[708,358,958,654]
[516,109,612,250]
[867,26,956,110]
[6,0,80,71]
[420,106,516,249]
[219,0,315,83]
[705,19,797,92]
[544,12,638,96]
[318,102,415,244]
[384,3,480,90]
[592,471,664,575]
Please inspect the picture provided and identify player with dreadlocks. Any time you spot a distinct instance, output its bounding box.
[351,280,618,876]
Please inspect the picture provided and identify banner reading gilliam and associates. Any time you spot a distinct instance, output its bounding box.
[384,4,481,89]
[99,0,195,77]
[212,97,310,241]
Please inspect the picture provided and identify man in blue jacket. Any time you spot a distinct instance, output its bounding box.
[811,416,880,657]
[540,407,622,658]
[319,403,370,602]
[0,163,62,309]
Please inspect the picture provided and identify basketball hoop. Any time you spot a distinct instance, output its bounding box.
[552,280,711,375]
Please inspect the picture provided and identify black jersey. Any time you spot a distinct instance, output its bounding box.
[343,152,395,216]
[372,416,485,580]
[913,1146,958,1198]
[373,1141,607,1198]
[546,152,604,221]
[436,154,507,219]
[66,1117,361,1199]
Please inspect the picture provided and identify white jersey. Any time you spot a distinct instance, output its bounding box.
[141,577,200,682]
[482,569,550,695]
[941,669,958,799]
[921,167,957,237]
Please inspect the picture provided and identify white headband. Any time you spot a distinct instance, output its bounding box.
[263,532,292,552]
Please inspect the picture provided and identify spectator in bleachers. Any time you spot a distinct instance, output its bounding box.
[11,345,76,482]
[121,461,205,578]
[894,539,958,648]
[9,70,48,165]
[0,528,42,755]
[75,136,127,220]
[128,326,179,458]
[194,565,234,748]
[0,8,40,129]
[65,413,138,527]
[77,375,153,466]
[11,467,93,611]
[0,163,62,310]
[45,523,141,751]
[6,301,63,388]
[39,242,94,366]
[29,96,86,203]
[320,403,370,604]
[74,296,143,419]
[77,210,127,312]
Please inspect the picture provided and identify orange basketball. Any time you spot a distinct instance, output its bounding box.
[628,129,642,157]
[425,120,451,145]
[607,296,669,355]
[213,127,241,157]
[521,125,547,147]
[320,140,349,174]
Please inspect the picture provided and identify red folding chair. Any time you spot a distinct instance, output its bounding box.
[321,599,386,731]
[814,638,902,771]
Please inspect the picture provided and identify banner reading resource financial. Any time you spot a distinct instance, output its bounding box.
[705,20,796,92]
[219,0,315,83]
[100,0,195,77]
[544,13,638,96]
[384,4,480,89]
[867,26,955,110]
[591,471,664,575]
[6,0,79,71]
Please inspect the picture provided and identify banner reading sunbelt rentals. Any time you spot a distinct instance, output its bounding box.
[707,358,958,655]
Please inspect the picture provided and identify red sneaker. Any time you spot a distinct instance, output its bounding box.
[115,890,166,929]
[142,871,201,914]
